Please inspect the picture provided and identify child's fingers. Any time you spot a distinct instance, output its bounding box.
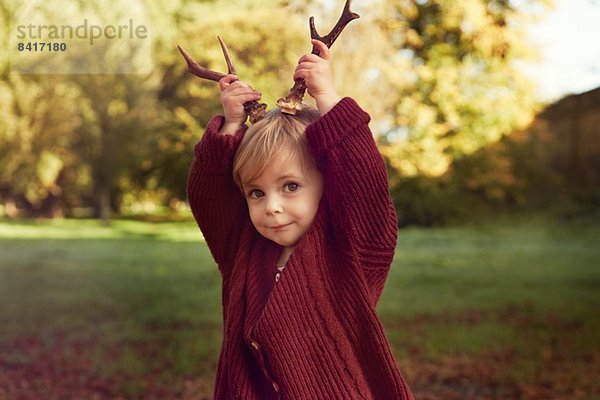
[311,39,330,60]
[298,53,325,65]
[219,74,238,91]
[296,61,321,71]
[293,59,327,80]
[234,92,262,104]
[222,93,261,118]
[293,67,311,81]
[226,81,253,92]
[219,76,253,92]
[222,88,261,105]
[220,78,260,122]
[226,85,260,97]
[230,90,261,101]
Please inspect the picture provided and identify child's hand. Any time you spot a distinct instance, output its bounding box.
[218,74,262,135]
[294,39,342,115]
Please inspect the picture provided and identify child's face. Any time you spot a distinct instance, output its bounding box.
[243,151,323,249]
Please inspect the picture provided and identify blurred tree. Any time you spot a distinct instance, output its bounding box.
[69,75,161,224]
[0,0,558,223]
[147,1,311,203]
[377,0,550,178]
[0,1,86,217]
[0,0,162,222]
[144,0,400,214]
[0,75,84,217]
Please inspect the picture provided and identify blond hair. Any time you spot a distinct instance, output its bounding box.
[233,106,321,190]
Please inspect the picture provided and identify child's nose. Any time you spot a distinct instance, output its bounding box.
[265,196,283,215]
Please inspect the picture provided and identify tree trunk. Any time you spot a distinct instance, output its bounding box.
[98,184,111,226]
[3,197,18,218]
[97,104,112,227]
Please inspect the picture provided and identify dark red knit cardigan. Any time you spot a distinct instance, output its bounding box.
[188,98,414,399]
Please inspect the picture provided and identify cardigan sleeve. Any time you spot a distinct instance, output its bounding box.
[305,98,398,299]
[187,115,247,276]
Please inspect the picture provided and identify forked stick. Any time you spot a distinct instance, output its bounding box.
[177,37,267,123]
[276,0,359,114]
[177,44,225,82]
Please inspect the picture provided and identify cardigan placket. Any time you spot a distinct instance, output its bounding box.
[189,98,414,399]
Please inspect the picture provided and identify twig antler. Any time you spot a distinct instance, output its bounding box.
[276,0,360,114]
[177,37,267,123]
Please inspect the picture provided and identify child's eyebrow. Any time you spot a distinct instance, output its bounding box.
[245,174,302,188]
[277,174,303,182]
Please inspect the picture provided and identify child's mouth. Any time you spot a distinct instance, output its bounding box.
[270,223,292,231]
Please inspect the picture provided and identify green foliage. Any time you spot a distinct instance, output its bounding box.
[388,117,568,226]
[449,122,561,208]
[378,0,546,177]
[70,74,163,219]
[0,0,165,219]
[145,1,311,208]
[0,74,85,216]
[390,174,465,227]
[367,0,561,225]
[0,0,559,222]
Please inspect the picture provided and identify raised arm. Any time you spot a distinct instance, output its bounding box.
[306,99,398,304]
[187,117,247,275]
[296,41,397,258]
[187,74,262,275]
[306,99,398,260]
[296,41,397,303]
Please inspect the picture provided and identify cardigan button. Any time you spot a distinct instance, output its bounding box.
[272,382,280,392]
[250,341,260,351]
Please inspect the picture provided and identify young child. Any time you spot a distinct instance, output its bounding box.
[188,39,414,399]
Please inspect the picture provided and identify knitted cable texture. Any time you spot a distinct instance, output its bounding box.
[188,98,414,399]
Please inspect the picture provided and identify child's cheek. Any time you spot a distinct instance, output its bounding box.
[247,204,260,226]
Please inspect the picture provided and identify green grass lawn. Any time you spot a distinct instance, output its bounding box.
[0,215,598,399]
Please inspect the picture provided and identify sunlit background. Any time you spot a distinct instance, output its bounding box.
[522,0,600,100]
[1,0,598,399]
